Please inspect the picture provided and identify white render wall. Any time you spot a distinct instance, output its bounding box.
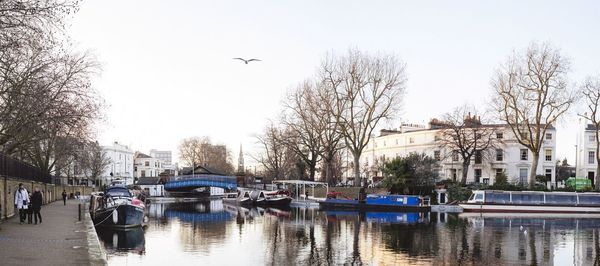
[361,125,556,185]
[576,118,599,179]
[101,142,135,186]
[134,156,164,178]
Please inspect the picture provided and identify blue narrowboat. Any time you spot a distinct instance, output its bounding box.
[319,194,430,212]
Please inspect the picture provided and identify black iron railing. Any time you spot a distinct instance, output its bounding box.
[0,153,53,183]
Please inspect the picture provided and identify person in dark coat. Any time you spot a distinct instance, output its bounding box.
[26,193,33,224]
[62,190,67,205]
[31,187,43,224]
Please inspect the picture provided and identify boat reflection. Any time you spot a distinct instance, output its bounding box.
[163,201,234,224]
[96,227,145,255]
[324,211,430,224]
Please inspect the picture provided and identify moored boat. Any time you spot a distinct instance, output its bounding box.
[90,185,145,227]
[460,190,600,213]
[319,194,431,212]
[222,190,253,207]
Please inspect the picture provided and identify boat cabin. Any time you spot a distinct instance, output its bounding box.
[467,190,600,206]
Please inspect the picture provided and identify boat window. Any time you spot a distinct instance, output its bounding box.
[577,194,600,206]
[474,193,483,201]
[487,192,510,204]
[545,194,577,206]
[511,193,544,205]
[468,193,475,201]
[105,188,131,197]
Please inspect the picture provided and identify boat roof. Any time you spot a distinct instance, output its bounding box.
[474,190,600,195]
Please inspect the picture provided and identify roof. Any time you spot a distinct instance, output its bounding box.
[136,177,161,185]
[135,152,152,159]
[180,165,227,176]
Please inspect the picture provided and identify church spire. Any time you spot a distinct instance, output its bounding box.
[237,144,245,174]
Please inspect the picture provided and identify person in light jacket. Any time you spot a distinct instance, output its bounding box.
[14,183,29,224]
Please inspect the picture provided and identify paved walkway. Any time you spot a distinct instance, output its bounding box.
[0,199,105,266]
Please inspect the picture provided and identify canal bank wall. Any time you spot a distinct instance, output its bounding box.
[0,176,95,220]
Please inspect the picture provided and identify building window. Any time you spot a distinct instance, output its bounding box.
[545,168,552,181]
[496,132,503,139]
[520,149,528,161]
[450,169,457,180]
[141,170,146,177]
[474,150,482,164]
[383,140,386,147]
[452,151,459,162]
[145,161,149,166]
[519,168,528,185]
[590,135,596,142]
[474,169,482,183]
[496,149,503,161]
[155,161,158,167]
[589,151,596,164]
[545,149,552,162]
[434,150,441,161]
[545,133,552,140]
[409,137,414,144]
[495,168,504,178]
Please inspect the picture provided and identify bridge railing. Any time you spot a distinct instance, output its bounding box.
[171,174,237,183]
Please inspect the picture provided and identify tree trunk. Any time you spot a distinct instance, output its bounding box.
[353,153,361,187]
[529,152,540,189]
[460,161,470,185]
[325,159,332,185]
[596,161,600,191]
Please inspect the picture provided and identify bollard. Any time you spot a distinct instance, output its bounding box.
[78,203,82,221]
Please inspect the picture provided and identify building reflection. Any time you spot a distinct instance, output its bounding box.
[96,227,146,255]
[141,202,600,265]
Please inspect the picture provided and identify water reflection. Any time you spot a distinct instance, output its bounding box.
[103,200,600,265]
[96,227,145,255]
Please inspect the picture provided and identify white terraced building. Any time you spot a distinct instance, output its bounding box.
[576,118,600,183]
[358,122,557,186]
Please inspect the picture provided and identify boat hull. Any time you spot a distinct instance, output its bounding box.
[222,197,253,207]
[93,204,145,228]
[255,197,292,208]
[460,203,600,213]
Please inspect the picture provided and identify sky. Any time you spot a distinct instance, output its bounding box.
[66,0,600,166]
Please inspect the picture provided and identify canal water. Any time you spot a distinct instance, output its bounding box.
[97,200,600,265]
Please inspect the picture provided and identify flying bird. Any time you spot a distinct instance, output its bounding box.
[233,57,261,64]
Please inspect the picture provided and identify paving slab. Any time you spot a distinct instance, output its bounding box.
[0,199,106,266]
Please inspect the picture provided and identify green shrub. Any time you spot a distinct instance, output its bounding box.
[447,183,472,202]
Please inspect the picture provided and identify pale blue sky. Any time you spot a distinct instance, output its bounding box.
[68,0,600,165]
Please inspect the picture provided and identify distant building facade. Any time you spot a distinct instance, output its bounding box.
[101,142,135,186]
[134,152,164,180]
[150,149,177,174]
[576,119,600,184]
[357,121,556,186]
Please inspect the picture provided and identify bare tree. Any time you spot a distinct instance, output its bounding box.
[253,122,300,180]
[321,49,407,186]
[80,141,110,187]
[435,106,500,185]
[281,81,323,181]
[178,136,234,174]
[578,75,600,189]
[492,42,575,188]
[316,81,346,185]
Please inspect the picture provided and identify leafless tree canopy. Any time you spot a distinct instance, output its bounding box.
[579,75,600,189]
[321,49,407,186]
[178,136,234,175]
[435,105,500,185]
[253,122,302,180]
[0,0,103,178]
[492,42,575,188]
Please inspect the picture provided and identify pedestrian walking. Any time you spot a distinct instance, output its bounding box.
[26,193,33,224]
[14,183,29,225]
[62,190,67,205]
[31,187,43,224]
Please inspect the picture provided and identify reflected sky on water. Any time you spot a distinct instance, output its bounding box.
[99,200,600,265]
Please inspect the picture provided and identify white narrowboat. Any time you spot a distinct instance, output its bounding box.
[460,190,600,213]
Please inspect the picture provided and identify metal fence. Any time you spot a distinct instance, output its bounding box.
[0,153,53,183]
